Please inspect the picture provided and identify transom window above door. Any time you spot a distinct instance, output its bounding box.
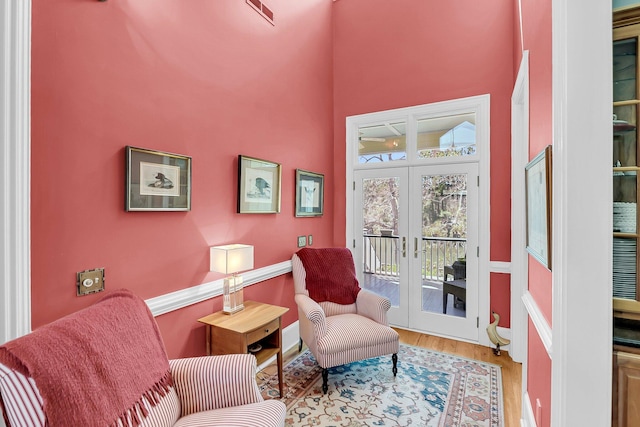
[416,113,476,159]
[358,121,407,163]
[351,97,485,168]
[358,115,477,163]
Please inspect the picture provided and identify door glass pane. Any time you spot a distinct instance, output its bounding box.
[358,121,407,163]
[614,38,637,102]
[417,113,476,159]
[361,177,400,307]
[420,173,468,317]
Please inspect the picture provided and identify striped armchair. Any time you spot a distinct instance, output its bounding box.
[0,289,286,427]
[0,354,285,426]
[292,250,399,394]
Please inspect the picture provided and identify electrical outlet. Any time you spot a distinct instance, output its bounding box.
[297,235,307,248]
[77,268,105,296]
[308,235,313,245]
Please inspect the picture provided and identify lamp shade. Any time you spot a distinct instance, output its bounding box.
[210,244,254,274]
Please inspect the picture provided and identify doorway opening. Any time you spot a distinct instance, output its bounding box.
[346,95,490,342]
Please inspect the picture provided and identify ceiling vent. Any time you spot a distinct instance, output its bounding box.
[246,0,274,25]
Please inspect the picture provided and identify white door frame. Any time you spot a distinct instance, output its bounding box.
[510,50,529,366]
[345,95,491,344]
[1,0,31,346]
[550,0,611,425]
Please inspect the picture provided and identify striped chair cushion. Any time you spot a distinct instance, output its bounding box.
[0,362,45,427]
[315,313,399,368]
[0,362,180,427]
[173,400,286,427]
[319,301,357,316]
[169,355,263,417]
[136,388,181,427]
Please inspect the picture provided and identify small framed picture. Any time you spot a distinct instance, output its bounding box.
[237,155,282,214]
[525,145,552,270]
[125,146,192,211]
[295,169,324,217]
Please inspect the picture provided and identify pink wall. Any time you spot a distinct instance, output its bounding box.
[332,0,515,327]
[30,0,334,358]
[527,318,552,427]
[30,0,526,358]
[516,0,553,426]
[490,273,511,325]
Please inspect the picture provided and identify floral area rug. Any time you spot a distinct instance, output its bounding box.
[259,344,504,427]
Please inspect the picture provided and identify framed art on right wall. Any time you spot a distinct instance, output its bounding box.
[525,145,553,270]
[295,169,324,217]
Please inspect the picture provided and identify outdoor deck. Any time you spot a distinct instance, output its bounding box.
[361,273,466,318]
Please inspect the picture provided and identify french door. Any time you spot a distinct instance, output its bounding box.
[354,168,410,327]
[354,162,479,341]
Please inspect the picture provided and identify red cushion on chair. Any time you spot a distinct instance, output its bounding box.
[297,248,361,305]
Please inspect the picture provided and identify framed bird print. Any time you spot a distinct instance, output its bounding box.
[237,155,281,214]
[125,146,192,211]
[295,169,324,217]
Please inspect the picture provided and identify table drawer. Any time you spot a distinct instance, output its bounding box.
[247,318,279,344]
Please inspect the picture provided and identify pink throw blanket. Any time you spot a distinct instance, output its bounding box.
[297,247,361,305]
[0,289,172,426]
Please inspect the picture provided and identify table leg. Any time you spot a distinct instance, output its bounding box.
[205,325,211,355]
[277,348,284,396]
[443,291,448,314]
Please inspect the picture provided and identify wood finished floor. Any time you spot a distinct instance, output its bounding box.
[262,328,522,427]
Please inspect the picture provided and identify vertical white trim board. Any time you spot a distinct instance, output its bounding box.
[550,0,612,425]
[511,50,529,365]
[0,0,31,346]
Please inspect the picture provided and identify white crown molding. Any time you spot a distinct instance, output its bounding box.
[1,0,31,345]
[522,291,552,357]
[146,260,293,317]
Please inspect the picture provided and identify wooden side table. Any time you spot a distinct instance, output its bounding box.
[198,300,289,396]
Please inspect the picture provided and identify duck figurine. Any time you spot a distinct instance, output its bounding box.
[486,311,510,356]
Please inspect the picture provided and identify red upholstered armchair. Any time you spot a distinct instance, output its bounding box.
[0,290,286,427]
[292,248,399,394]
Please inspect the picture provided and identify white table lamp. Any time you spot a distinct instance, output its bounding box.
[210,244,254,314]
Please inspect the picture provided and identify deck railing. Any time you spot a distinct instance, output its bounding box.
[362,234,466,281]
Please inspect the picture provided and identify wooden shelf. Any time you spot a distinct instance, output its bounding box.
[615,298,640,321]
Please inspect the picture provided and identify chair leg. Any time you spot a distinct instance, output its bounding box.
[392,353,398,376]
[298,338,303,352]
[322,368,329,394]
